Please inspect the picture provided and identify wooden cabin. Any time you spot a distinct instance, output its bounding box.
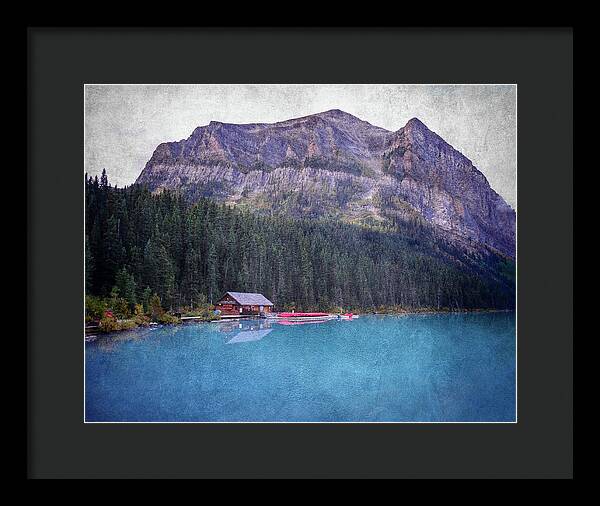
[215,292,275,316]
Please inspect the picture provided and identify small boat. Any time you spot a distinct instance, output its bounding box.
[276,315,337,321]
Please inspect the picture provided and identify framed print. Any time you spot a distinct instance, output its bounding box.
[83,83,517,424]
[28,27,573,479]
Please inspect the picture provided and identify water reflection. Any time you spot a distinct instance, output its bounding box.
[276,319,330,326]
[86,313,516,422]
[90,316,337,352]
[227,328,274,344]
[222,317,333,342]
[91,326,158,352]
[216,319,273,332]
[215,319,275,344]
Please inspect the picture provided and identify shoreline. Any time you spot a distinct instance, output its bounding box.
[371,308,514,316]
[85,307,514,340]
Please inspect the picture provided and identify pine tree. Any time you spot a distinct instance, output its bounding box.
[114,267,137,305]
[141,286,152,313]
[237,252,250,292]
[207,242,218,304]
[85,234,94,293]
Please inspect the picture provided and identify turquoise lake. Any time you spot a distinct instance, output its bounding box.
[85,312,516,422]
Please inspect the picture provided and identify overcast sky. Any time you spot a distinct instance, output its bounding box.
[85,84,516,208]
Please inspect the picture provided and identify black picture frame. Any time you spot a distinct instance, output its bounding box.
[27,27,573,479]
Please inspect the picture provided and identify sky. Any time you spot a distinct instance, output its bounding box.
[85,84,516,209]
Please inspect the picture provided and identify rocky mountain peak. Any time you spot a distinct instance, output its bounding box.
[404,117,427,130]
[136,110,515,258]
[314,109,366,122]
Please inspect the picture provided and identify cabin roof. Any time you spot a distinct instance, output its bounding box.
[220,292,274,306]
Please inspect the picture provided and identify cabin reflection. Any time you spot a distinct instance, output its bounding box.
[226,328,274,344]
[219,320,274,344]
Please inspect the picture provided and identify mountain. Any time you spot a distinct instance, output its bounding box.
[136,110,515,258]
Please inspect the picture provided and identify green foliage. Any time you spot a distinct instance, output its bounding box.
[182,302,220,320]
[149,293,164,320]
[86,292,133,323]
[119,320,137,330]
[108,287,132,319]
[133,304,151,326]
[156,312,181,325]
[141,287,152,313]
[85,235,94,292]
[114,267,137,305]
[98,315,118,332]
[498,257,516,284]
[98,316,137,333]
[85,295,107,320]
[85,174,515,313]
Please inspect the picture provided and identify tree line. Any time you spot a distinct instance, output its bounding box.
[85,170,515,313]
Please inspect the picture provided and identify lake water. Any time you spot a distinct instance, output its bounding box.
[85,312,516,422]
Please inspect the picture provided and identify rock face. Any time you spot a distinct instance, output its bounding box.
[136,110,515,258]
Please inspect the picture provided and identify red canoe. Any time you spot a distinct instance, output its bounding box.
[277,312,331,318]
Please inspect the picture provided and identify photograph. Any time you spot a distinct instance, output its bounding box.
[84,84,517,423]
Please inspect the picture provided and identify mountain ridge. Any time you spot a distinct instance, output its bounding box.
[135,110,515,258]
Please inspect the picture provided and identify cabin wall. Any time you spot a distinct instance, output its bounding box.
[216,304,273,315]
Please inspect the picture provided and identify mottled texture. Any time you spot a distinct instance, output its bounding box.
[136,110,515,257]
[86,313,516,422]
[84,85,516,208]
